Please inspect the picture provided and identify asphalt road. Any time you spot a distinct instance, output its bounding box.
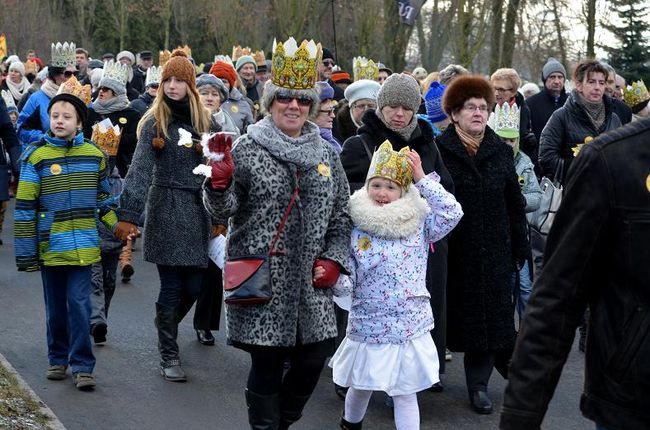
[0,199,592,429]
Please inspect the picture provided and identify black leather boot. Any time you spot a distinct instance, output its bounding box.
[155,303,186,382]
[340,415,363,430]
[278,391,311,429]
[245,389,280,430]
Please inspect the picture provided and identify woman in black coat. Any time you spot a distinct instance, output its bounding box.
[437,75,528,414]
[340,73,454,387]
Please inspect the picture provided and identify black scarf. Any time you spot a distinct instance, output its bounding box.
[165,96,192,127]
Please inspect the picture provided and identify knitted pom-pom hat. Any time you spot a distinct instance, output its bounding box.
[161,49,196,87]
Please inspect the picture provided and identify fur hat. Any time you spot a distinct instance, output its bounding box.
[377,73,421,113]
[48,93,88,125]
[196,73,229,102]
[9,61,25,76]
[161,49,196,88]
[235,55,256,72]
[117,50,136,64]
[542,57,566,81]
[209,61,237,90]
[412,67,427,80]
[344,79,380,105]
[442,75,495,116]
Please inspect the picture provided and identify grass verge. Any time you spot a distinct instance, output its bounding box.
[0,362,50,429]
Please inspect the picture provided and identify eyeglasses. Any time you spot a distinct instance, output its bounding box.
[461,103,489,113]
[149,84,159,89]
[99,87,112,93]
[352,103,376,111]
[275,93,313,107]
[319,107,336,115]
[64,70,79,78]
[494,87,514,93]
[322,60,335,67]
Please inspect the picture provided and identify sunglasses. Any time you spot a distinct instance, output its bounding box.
[64,70,79,78]
[99,87,113,93]
[322,60,335,67]
[319,107,336,115]
[149,84,160,89]
[275,93,313,107]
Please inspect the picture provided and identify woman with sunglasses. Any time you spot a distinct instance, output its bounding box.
[113,50,213,382]
[204,39,351,429]
[17,41,78,151]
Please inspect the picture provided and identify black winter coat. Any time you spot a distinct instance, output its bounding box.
[340,110,454,371]
[129,92,154,116]
[83,106,142,178]
[438,124,528,353]
[333,101,358,145]
[611,96,632,125]
[539,90,621,185]
[526,87,568,142]
[501,118,650,430]
[0,98,21,201]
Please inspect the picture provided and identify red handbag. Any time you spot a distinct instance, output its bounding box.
[223,172,300,305]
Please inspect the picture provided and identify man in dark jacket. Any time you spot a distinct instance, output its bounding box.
[603,63,633,125]
[526,58,568,142]
[131,50,153,95]
[319,48,345,102]
[500,117,650,430]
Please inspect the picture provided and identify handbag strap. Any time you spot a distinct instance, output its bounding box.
[268,171,301,256]
[359,133,374,161]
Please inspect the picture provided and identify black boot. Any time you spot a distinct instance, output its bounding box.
[340,415,363,430]
[245,389,280,430]
[155,303,186,382]
[278,391,311,429]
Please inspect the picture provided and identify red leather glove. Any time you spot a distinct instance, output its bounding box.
[208,133,234,190]
[114,221,138,241]
[313,259,341,289]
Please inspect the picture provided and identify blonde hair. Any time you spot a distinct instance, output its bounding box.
[490,68,521,91]
[137,79,212,148]
[420,72,440,94]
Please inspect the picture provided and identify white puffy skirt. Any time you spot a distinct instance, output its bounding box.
[329,333,439,396]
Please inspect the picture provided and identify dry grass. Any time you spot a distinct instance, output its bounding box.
[0,363,50,429]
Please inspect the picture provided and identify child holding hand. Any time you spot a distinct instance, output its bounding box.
[325,140,463,429]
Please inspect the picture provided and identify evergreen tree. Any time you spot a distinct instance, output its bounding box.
[603,0,650,83]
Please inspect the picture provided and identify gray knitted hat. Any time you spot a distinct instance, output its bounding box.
[542,58,566,81]
[377,73,421,113]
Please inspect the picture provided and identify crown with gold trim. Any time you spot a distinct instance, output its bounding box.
[91,118,122,156]
[353,57,379,82]
[214,55,233,65]
[271,37,322,90]
[56,75,92,106]
[488,102,520,139]
[232,45,252,61]
[366,140,413,188]
[623,80,650,108]
[51,41,76,68]
[160,46,192,67]
[145,65,162,87]
[24,59,39,75]
[253,50,266,68]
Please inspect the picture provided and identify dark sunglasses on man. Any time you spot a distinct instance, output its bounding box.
[64,70,79,78]
[275,93,312,107]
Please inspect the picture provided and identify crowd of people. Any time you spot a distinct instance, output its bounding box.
[1,37,649,430]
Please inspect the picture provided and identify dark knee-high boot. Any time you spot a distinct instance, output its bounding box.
[155,303,186,382]
[278,390,311,429]
[245,389,280,430]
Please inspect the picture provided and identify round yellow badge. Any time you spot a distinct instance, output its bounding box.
[317,163,331,177]
[119,117,127,124]
[646,174,650,193]
[584,136,594,143]
[50,164,62,175]
[231,105,239,113]
[358,236,372,251]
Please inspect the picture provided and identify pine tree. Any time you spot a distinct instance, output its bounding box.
[603,0,650,83]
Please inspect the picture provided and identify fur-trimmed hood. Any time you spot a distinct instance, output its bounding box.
[349,184,430,239]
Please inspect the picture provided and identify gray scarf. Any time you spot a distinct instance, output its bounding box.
[92,94,130,115]
[40,79,59,99]
[375,108,419,141]
[245,115,325,169]
[575,90,605,131]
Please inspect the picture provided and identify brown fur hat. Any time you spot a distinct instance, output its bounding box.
[442,75,495,116]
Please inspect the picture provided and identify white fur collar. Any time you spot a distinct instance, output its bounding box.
[349,185,430,239]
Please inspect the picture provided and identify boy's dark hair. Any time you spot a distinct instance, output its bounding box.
[573,60,609,83]
[75,48,89,59]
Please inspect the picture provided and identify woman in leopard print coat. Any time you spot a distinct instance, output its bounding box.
[204,79,352,429]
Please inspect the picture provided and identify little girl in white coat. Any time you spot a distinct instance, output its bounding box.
[325,140,463,429]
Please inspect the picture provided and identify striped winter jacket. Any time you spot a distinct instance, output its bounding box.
[14,132,118,270]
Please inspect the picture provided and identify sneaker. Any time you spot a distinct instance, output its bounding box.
[445,348,452,361]
[73,372,96,391]
[46,365,68,380]
[91,323,108,344]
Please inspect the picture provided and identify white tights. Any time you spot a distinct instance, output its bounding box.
[344,388,420,429]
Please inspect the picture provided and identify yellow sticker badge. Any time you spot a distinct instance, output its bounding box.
[119,117,127,125]
[317,163,331,177]
[50,164,62,175]
[646,174,650,193]
[358,236,372,251]
[231,105,239,113]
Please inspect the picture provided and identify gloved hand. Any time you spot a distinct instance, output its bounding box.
[114,221,138,241]
[208,133,234,190]
[312,259,341,289]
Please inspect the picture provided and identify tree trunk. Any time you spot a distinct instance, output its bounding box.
[489,0,503,73]
[382,0,414,72]
[586,0,596,58]
[500,0,522,67]
[550,0,566,66]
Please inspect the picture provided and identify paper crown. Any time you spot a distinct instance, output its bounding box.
[353,57,379,82]
[232,45,252,61]
[56,75,92,106]
[1,90,17,112]
[367,140,413,188]
[145,65,162,87]
[102,60,129,88]
[271,37,322,90]
[623,80,650,108]
[160,46,192,66]
[214,55,233,65]
[91,118,122,156]
[488,103,520,139]
[24,59,39,75]
[51,41,76,68]
[253,50,266,67]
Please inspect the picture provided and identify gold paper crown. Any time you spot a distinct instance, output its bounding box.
[91,119,122,156]
[253,50,266,67]
[353,57,379,82]
[57,75,92,106]
[214,55,233,65]
[51,41,76,68]
[366,140,413,188]
[160,46,192,66]
[232,45,252,61]
[487,103,520,139]
[24,59,38,75]
[101,60,129,87]
[623,80,650,108]
[145,65,162,87]
[271,37,322,90]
